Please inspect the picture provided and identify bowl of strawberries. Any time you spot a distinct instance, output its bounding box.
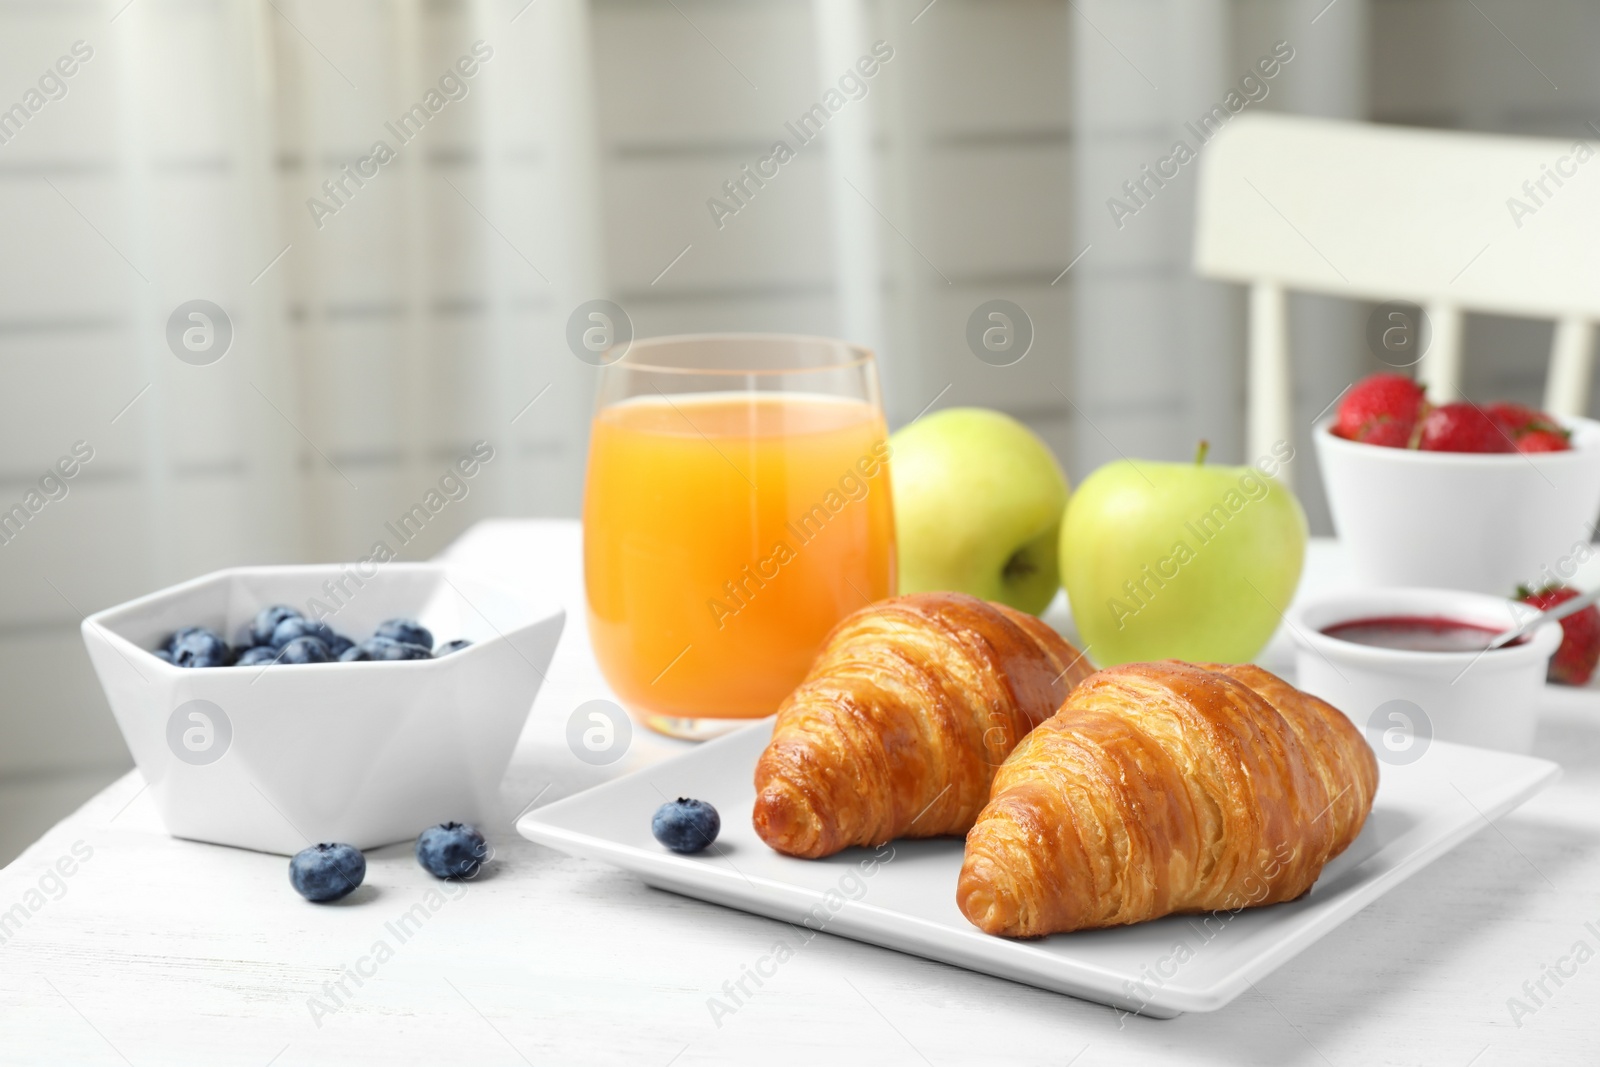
[1315,373,1600,595]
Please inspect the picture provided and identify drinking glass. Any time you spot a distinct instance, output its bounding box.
[582,334,896,739]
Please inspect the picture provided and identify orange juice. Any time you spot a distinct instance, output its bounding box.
[583,393,895,720]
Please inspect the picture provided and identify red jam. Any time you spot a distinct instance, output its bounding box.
[1321,615,1524,653]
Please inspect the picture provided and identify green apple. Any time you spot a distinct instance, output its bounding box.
[890,408,1068,614]
[1059,443,1307,665]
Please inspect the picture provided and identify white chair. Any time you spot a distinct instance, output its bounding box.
[1194,113,1600,478]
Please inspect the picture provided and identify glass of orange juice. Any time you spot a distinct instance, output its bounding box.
[583,334,896,739]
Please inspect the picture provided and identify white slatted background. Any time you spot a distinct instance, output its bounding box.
[1,0,1599,813]
[0,0,604,785]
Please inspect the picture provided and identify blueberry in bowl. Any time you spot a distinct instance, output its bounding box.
[235,645,278,666]
[289,843,367,902]
[162,625,207,653]
[375,618,433,651]
[416,822,489,879]
[277,636,332,664]
[652,798,721,854]
[150,612,457,667]
[341,636,432,662]
[249,604,301,647]
[168,627,232,669]
[269,617,351,656]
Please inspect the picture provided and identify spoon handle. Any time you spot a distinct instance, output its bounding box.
[1489,585,1600,649]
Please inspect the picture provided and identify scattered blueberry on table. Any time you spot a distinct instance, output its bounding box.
[289,843,366,903]
[152,613,465,668]
[652,798,721,854]
[416,822,489,879]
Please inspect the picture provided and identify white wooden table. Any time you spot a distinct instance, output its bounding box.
[3,519,1597,1066]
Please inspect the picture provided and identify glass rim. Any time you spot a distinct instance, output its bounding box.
[613,332,876,376]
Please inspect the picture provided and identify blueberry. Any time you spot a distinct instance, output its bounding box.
[153,647,174,664]
[264,618,353,657]
[415,822,488,879]
[269,616,337,650]
[347,636,430,661]
[250,605,301,646]
[169,627,232,669]
[289,843,366,903]
[338,644,372,662]
[160,625,206,654]
[375,618,433,650]
[277,636,331,664]
[235,646,278,666]
[435,638,472,655]
[283,624,353,657]
[652,798,720,854]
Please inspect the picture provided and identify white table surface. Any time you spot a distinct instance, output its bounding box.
[3,519,1598,1066]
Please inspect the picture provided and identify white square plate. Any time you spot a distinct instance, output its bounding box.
[518,720,1559,1017]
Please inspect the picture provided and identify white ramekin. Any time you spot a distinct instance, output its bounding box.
[1289,587,1560,754]
[1313,416,1600,595]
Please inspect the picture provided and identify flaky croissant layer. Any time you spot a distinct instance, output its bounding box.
[958,661,1378,938]
[753,592,1093,859]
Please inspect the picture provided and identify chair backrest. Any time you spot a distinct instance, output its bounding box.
[1194,112,1600,476]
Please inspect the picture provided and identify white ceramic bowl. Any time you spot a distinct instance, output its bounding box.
[82,563,564,854]
[1314,416,1600,594]
[1289,587,1559,754]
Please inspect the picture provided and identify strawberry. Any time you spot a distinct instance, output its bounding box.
[1484,401,1571,452]
[1486,402,1561,437]
[1357,419,1416,448]
[1334,373,1426,447]
[1518,584,1600,686]
[1517,429,1572,453]
[1418,402,1515,453]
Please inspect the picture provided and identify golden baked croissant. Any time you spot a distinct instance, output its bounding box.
[753,592,1094,859]
[957,660,1378,938]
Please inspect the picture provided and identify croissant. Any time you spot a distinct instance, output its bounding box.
[957,660,1378,938]
[753,592,1094,859]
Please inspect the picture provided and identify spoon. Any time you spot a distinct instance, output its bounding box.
[1486,585,1600,650]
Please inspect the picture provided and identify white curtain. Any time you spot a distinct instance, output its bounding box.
[1070,0,1368,529]
[0,0,603,779]
[0,0,1389,790]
